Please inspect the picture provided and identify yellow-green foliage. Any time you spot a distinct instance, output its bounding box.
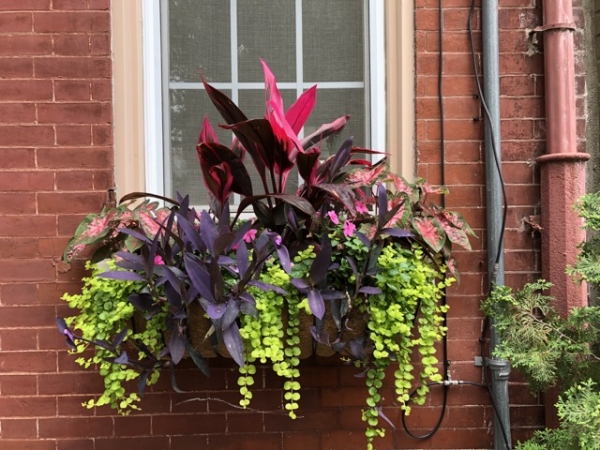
[362,243,452,448]
[63,261,165,413]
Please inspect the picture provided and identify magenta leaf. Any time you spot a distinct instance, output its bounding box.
[286,84,317,134]
[198,115,218,144]
[300,114,349,149]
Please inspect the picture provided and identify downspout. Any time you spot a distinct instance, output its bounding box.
[535,0,590,427]
[481,2,512,449]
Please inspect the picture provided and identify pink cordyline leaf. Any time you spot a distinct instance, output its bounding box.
[412,216,445,253]
[198,115,218,144]
[261,60,302,159]
[300,114,349,149]
[286,84,317,134]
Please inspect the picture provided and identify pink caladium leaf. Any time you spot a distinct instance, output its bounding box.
[440,222,472,251]
[446,256,460,282]
[412,216,446,253]
[347,162,387,187]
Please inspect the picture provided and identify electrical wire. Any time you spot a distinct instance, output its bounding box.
[400,0,449,439]
[401,1,512,447]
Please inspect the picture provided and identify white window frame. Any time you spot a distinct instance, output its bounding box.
[141,0,386,198]
[111,0,414,197]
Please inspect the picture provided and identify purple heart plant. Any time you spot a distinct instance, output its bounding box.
[58,61,474,448]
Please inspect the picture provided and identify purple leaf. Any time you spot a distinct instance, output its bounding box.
[307,288,325,320]
[112,328,129,348]
[310,235,332,285]
[236,241,249,279]
[222,322,245,367]
[291,277,310,291]
[381,228,413,238]
[376,406,397,430]
[221,299,240,330]
[98,270,146,282]
[175,213,204,252]
[138,370,151,397]
[309,325,330,344]
[206,302,227,320]
[169,332,186,365]
[359,286,382,295]
[116,227,152,244]
[56,318,77,350]
[199,210,218,255]
[346,256,359,278]
[184,254,215,304]
[321,289,345,300]
[355,231,372,248]
[377,183,388,229]
[113,351,129,365]
[185,340,210,377]
[275,244,292,274]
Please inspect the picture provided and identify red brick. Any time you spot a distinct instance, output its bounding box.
[0,80,52,101]
[0,0,50,9]
[38,372,104,395]
[0,35,52,56]
[57,440,95,450]
[0,126,55,147]
[55,171,94,190]
[0,216,56,237]
[113,415,151,436]
[35,57,111,79]
[91,79,111,100]
[0,104,36,123]
[38,192,104,213]
[52,0,90,9]
[37,147,112,169]
[90,33,110,55]
[0,58,34,78]
[53,34,90,56]
[55,125,92,145]
[0,149,35,168]
[96,437,170,450]
[0,329,37,350]
[39,417,113,438]
[0,441,55,450]
[265,409,340,432]
[0,397,56,417]
[0,374,38,395]
[92,124,112,145]
[0,172,54,191]
[54,80,91,101]
[208,434,282,450]
[0,260,55,282]
[0,13,33,32]
[0,193,36,214]
[93,170,112,190]
[152,413,227,435]
[0,418,37,438]
[37,103,110,124]
[89,0,110,10]
[34,11,110,32]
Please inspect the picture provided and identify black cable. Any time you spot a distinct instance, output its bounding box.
[401,1,449,440]
[468,0,512,448]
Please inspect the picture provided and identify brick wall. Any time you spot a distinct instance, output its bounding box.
[0,0,584,449]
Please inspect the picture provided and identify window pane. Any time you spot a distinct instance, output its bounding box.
[238,0,296,82]
[305,88,366,156]
[169,0,231,82]
[168,89,232,203]
[303,0,365,82]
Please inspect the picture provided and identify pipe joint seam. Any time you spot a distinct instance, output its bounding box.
[536,152,590,164]
[532,22,576,33]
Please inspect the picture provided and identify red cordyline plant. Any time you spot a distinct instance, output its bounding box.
[58,60,474,448]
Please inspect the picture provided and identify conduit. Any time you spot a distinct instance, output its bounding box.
[481,1,512,448]
[536,0,590,428]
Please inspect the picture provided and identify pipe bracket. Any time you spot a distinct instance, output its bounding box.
[536,152,590,164]
[532,22,576,33]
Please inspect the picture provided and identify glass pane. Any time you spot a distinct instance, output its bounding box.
[303,0,365,83]
[304,88,366,157]
[168,88,233,204]
[169,0,231,83]
[238,0,296,82]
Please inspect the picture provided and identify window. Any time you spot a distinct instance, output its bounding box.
[111,0,413,198]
